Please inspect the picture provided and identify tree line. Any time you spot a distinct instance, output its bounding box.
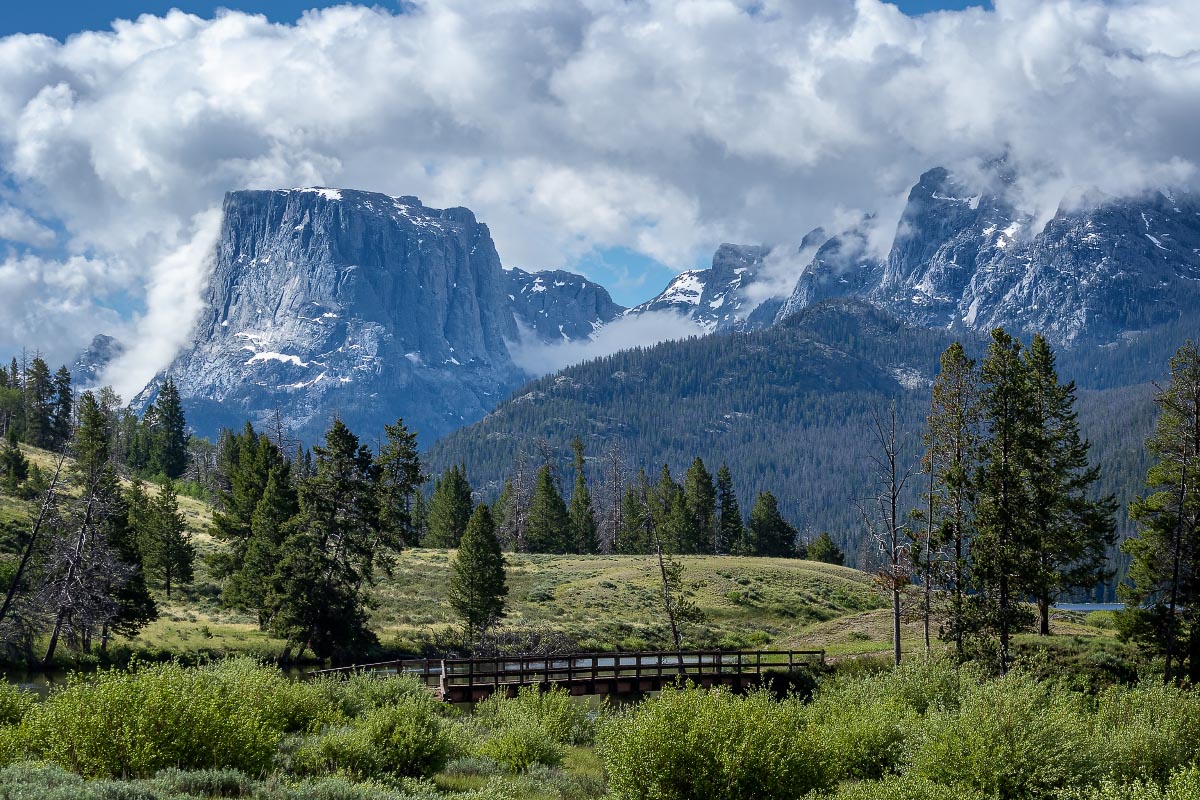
[419,437,844,564]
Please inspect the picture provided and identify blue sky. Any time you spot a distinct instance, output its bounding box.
[0,1,991,40]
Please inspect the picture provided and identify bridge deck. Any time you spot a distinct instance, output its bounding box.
[312,649,824,702]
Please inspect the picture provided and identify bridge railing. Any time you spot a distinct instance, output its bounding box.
[311,649,824,692]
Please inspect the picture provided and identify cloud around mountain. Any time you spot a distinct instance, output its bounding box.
[0,0,1197,394]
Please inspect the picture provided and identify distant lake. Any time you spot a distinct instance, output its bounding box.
[1055,603,1123,612]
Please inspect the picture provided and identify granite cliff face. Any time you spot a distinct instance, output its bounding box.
[505,268,625,342]
[777,167,1200,346]
[153,188,530,444]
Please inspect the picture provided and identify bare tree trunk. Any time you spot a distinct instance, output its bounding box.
[0,452,67,627]
[45,494,97,666]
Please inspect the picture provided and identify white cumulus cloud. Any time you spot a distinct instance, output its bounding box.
[0,0,1195,393]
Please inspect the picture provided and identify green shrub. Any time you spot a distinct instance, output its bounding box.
[809,684,913,781]
[149,767,255,796]
[597,685,828,800]
[254,774,444,800]
[477,720,565,773]
[1095,683,1200,785]
[474,685,593,745]
[0,683,36,727]
[831,775,988,800]
[313,673,429,720]
[15,661,281,778]
[1084,610,1118,630]
[292,702,457,780]
[909,671,1095,799]
[1062,767,1200,800]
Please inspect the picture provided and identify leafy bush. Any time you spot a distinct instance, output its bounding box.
[909,671,1096,799]
[313,673,429,720]
[477,720,565,773]
[474,685,593,745]
[1095,683,1200,785]
[597,685,828,800]
[808,683,913,781]
[1085,610,1119,629]
[14,661,282,778]
[1062,767,1200,800]
[0,683,36,727]
[831,774,988,800]
[292,702,457,780]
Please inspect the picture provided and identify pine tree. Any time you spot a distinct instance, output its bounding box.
[264,419,382,661]
[715,463,743,555]
[448,504,507,648]
[1023,334,1117,635]
[210,424,288,585]
[149,379,188,479]
[225,466,297,619]
[1122,341,1200,682]
[140,480,195,599]
[425,465,473,548]
[924,341,979,660]
[651,465,683,550]
[616,470,652,554]
[22,357,53,449]
[103,476,157,647]
[376,418,425,551]
[745,491,797,558]
[0,429,28,494]
[682,457,716,554]
[50,366,73,451]
[526,464,570,553]
[973,328,1037,674]
[808,532,845,565]
[568,437,599,554]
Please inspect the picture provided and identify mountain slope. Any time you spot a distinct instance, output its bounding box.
[150,188,527,444]
[778,167,1200,349]
[631,243,775,332]
[428,297,1160,595]
[506,267,625,342]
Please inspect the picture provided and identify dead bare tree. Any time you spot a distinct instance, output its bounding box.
[857,401,916,666]
[0,451,68,629]
[499,448,533,552]
[597,442,628,554]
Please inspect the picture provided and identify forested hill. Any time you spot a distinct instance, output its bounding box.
[427,300,956,559]
[426,299,1160,588]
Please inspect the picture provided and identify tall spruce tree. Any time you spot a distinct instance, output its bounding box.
[715,463,743,555]
[526,464,570,553]
[448,504,507,648]
[683,457,716,554]
[1023,335,1117,634]
[973,328,1037,673]
[50,366,73,451]
[210,424,288,586]
[225,465,297,618]
[1122,341,1200,682]
[140,480,195,599]
[744,491,797,558]
[924,341,979,661]
[149,379,188,479]
[22,357,53,449]
[568,437,599,554]
[616,470,652,554]
[264,419,382,661]
[376,418,425,551]
[426,465,473,548]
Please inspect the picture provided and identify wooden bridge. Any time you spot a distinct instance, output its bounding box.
[312,649,825,703]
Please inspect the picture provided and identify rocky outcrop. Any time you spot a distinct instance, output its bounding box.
[152,188,527,445]
[776,167,1200,346]
[631,243,772,332]
[506,268,625,342]
[71,334,125,389]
